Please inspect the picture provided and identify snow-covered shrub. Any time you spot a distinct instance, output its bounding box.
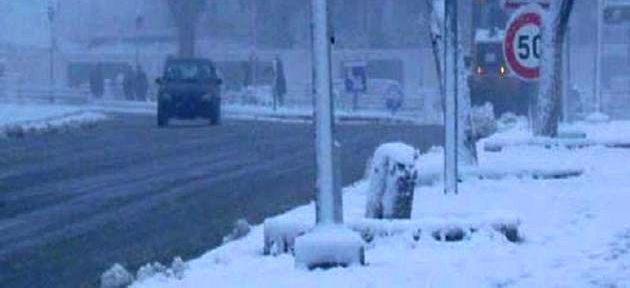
[263,218,311,256]
[222,218,251,244]
[100,263,134,288]
[470,102,498,140]
[365,143,420,219]
[170,257,188,280]
[132,257,188,284]
[136,262,167,282]
[497,112,522,132]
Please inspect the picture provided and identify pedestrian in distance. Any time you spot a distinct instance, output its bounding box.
[135,65,149,102]
[272,56,287,109]
[89,63,105,99]
[122,67,135,101]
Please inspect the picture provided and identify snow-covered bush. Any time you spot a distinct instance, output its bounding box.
[100,263,134,288]
[365,143,420,219]
[263,218,311,256]
[497,112,522,132]
[170,257,188,280]
[131,257,188,284]
[470,102,497,140]
[222,218,251,244]
[136,262,167,282]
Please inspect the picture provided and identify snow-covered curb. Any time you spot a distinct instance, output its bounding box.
[79,100,429,124]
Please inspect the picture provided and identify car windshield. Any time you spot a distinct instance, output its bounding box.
[165,61,214,81]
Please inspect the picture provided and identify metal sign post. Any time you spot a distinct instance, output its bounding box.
[444,0,458,195]
[312,0,342,224]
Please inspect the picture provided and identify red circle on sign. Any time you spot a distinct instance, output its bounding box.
[504,10,542,80]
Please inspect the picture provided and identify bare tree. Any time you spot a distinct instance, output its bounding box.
[535,0,575,137]
[424,0,477,166]
[166,0,207,57]
[423,0,444,98]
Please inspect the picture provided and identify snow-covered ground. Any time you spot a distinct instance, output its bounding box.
[484,114,630,150]
[129,121,630,288]
[0,103,107,138]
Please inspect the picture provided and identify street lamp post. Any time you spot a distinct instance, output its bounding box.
[311,0,341,225]
[293,0,364,269]
[444,0,459,195]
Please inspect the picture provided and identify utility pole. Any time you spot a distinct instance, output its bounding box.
[312,0,342,224]
[444,0,458,195]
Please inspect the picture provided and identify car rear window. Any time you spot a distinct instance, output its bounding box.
[165,61,216,81]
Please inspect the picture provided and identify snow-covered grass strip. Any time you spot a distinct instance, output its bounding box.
[0,104,107,139]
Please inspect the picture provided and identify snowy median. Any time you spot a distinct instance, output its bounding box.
[0,104,107,139]
[121,120,630,288]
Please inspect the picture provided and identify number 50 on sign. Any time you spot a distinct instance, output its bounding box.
[504,5,543,81]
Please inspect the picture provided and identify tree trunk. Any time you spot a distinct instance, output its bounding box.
[535,0,575,137]
[424,0,444,106]
[177,21,196,58]
[425,0,477,168]
[167,0,206,58]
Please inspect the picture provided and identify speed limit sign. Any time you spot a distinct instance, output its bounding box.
[504,5,543,81]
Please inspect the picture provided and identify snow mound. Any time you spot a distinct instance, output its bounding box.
[100,263,134,288]
[294,225,365,269]
[223,219,252,244]
[371,142,418,166]
[471,102,498,140]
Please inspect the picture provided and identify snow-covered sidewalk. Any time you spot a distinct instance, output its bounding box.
[129,121,630,288]
[0,103,107,138]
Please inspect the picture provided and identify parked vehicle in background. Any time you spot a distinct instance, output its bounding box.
[156,58,223,127]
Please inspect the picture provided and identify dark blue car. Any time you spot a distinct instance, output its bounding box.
[156,58,223,127]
